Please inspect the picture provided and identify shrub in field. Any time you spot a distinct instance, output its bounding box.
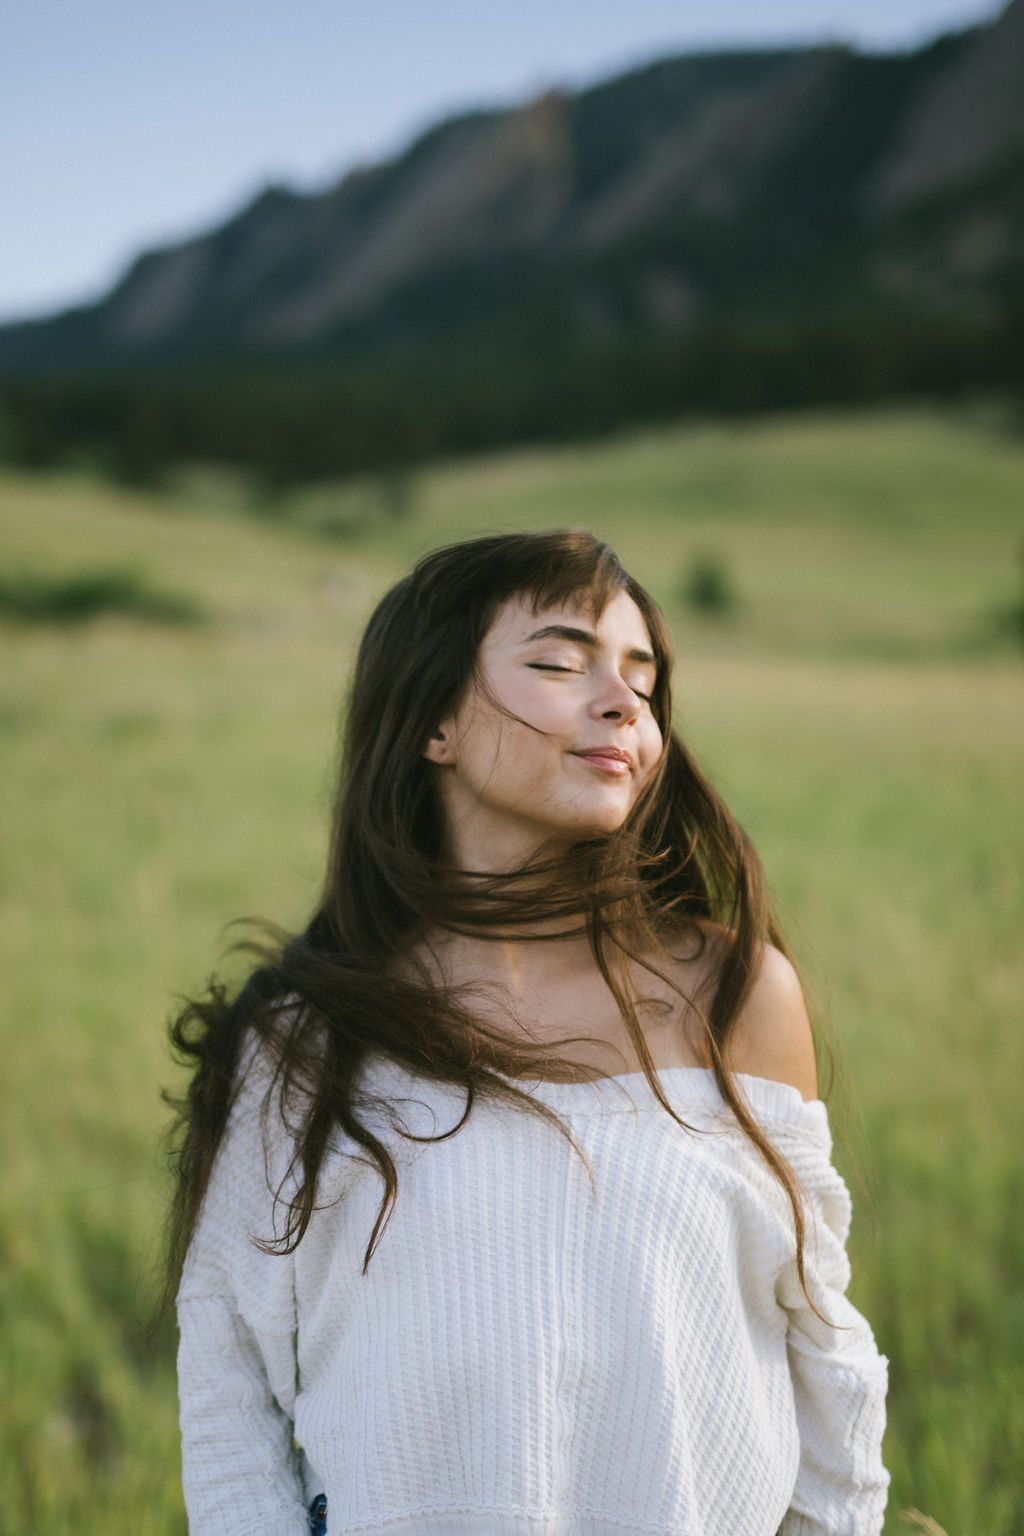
[990,542,1024,648]
[681,552,736,615]
[0,569,201,626]
[1012,544,1024,645]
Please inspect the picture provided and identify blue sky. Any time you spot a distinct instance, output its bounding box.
[1,0,1005,322]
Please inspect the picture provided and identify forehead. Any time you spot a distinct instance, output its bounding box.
[480,588,654,653]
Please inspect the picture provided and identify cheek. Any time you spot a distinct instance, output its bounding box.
[636,722,665,783]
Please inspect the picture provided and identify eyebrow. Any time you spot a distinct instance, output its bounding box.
[521,624,656,667]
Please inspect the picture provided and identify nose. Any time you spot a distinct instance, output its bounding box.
[592,673,643,722]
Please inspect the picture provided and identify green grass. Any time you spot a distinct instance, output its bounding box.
[1,406,1022,1534]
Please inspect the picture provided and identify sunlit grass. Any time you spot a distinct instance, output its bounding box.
[1,405,1022,1532]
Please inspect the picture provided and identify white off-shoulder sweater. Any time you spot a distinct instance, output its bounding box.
[177,1047,889,1536]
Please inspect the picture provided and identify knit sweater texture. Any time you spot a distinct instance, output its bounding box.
[177,1045,889,1536]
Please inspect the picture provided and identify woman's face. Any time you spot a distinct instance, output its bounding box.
[423,588,664,869]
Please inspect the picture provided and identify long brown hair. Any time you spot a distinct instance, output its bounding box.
[165,528,815,1309]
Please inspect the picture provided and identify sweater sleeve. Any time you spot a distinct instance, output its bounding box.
[176,1041,311,1536]
[771,1112,890,1536]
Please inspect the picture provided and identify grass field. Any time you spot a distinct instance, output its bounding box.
[1,406,1022,1533]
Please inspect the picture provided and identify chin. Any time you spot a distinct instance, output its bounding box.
[564,809,633,841]
[519,796,638,856]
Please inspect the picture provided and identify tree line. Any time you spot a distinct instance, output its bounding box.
[1,306,1020,494]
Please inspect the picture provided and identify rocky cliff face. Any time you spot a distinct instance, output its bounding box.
[873,0,1024,212]
[867,0,1024,313]
[1,4,1020,374]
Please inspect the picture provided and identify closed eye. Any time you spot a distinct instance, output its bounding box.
[529,662,653,701]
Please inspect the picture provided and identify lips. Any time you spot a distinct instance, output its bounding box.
[571,746,634,770]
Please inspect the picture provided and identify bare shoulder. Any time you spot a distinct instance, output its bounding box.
[729,941,818,1101]
[665,921,818,1101]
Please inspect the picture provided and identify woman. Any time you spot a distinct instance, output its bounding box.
[169,528,889,1535]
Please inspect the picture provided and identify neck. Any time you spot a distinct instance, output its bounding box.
[420,923,597,996]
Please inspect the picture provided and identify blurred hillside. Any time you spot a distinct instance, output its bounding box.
[1,1,1022,483]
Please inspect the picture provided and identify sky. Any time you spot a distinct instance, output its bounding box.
[1,0,1006,323]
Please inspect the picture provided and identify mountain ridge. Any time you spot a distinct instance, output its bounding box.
[0,6,1020,378]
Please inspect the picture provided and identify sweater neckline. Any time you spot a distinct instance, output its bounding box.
[362,1055,826,1132]
[496,1063,821,1114]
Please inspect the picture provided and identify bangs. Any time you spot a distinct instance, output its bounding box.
[518,542,627,623]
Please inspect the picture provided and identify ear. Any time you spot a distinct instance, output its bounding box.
[422,721,456,765]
